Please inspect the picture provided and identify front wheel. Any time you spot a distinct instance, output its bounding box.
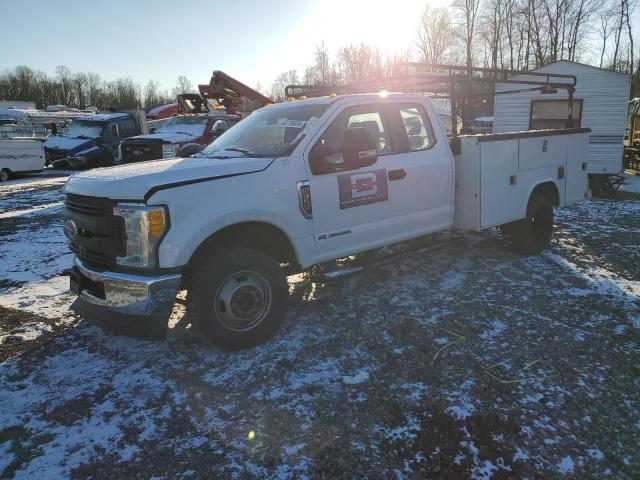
[501,193,554,254]
[0,169,11,182]
[187,247,288,350]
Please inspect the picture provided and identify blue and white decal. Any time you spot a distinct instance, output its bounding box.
[337,169,388,209]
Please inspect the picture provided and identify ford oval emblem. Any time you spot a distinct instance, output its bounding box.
[63,219,78,239]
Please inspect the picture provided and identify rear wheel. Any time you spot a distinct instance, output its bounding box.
[0,169,11,182]
[187,247,288,350]
[501,193,554,254]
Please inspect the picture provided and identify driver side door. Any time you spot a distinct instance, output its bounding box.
[304,102,424,261]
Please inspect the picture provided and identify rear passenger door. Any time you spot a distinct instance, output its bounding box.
[385,102,454,231]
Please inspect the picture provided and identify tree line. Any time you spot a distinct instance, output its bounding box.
[267,0,639,101]
[1,0,638,110]
[0,65,197,111]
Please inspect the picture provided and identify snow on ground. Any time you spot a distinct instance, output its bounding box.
[619,171,640,194]
[0,176,639,478]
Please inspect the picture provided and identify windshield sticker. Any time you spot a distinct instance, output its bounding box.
[276,119,306,128]
[338,169,388,209]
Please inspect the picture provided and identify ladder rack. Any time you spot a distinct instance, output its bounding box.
[285,62,577,138]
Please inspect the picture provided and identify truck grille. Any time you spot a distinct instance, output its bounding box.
[45,148,67,161]
[68,242,110,266]
[122,142,163,162]
[63,194,124,269]
[65,194,108,217]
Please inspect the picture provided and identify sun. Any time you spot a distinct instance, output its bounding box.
[305,0,449,57]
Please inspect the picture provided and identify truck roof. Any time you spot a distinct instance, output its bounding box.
[77,112,133,122]
[268,92,427,110]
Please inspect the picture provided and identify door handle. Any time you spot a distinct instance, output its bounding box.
[388,169,406,181]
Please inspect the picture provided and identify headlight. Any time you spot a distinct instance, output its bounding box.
[162,144,178,159]
[113,203,168,268]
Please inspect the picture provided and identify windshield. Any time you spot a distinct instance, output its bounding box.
[158,116,209,136]
[198,104,329,158]
[64,120,103,139]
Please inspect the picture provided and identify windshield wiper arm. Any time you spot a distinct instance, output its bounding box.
[174,131,194,136]
[223,147,261,157]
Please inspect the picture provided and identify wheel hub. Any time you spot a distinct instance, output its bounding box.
[214,271,272,331]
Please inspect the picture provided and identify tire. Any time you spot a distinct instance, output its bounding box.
[502,193,554,255]
[0,169,11,182]
[187,247,288,350]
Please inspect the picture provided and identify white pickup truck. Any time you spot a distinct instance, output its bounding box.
[62,93,589,349]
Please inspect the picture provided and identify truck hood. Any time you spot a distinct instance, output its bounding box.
[124,132,196,144]
[63,156,273,200]
[44,135,96,153]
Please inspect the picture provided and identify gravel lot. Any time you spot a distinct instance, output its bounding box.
[0,172,639,479]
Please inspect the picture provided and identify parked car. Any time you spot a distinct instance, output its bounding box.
[62,93,589,349]
[119,110,237,163]
[44,112,139,168]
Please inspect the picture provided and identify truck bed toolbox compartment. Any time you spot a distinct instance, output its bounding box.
[453,128,590,231]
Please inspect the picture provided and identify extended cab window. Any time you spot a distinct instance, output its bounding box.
[399,106,434,151]
[310,105,392,174]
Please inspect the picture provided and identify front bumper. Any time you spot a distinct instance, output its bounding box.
[70,258,182,339]
[65,156,90,168]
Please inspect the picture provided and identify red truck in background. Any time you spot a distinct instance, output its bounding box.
[120,71,272,163]
[146,102,179,120]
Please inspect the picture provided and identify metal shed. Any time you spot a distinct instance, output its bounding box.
[493,60,631,174]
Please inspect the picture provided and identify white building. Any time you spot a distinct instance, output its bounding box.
[493,60,631,174]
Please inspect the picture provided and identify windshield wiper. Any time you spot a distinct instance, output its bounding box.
[223,147,261,157]
[174,131,194,136]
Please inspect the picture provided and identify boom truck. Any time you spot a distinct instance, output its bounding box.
[120,72,272,163]
[62,64,590,349]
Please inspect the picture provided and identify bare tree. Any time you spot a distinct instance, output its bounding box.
[482,0,505,69]
[598,6,616,67]
[144,79,162,109]
[566,0,600,61]
[85,73,102,107]
[55,65,73,106]
[72,72,87,108]
[625,0,635,75]
[453,0,482,70]
[415,3,454,65]
[315,41,331,84]
[269,70,299,102]
[171,75,195,97]
[303,65,318,85]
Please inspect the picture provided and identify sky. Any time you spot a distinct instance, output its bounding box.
[0,0,439,92]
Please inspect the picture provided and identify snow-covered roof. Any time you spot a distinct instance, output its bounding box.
[78,112,132,122]
[533,60,630,78]
[148,103,178,115]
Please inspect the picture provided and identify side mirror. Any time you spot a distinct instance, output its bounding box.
[149,127,157,134]
[342,127,378,169]
[177,143,204,158]
[210,123,227,139]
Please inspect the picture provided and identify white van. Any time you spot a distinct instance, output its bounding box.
[0,137,46,181]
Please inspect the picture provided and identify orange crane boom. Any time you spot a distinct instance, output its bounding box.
[199,71,272,115]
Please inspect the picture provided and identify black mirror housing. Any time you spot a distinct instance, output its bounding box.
[342,127,378,169]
